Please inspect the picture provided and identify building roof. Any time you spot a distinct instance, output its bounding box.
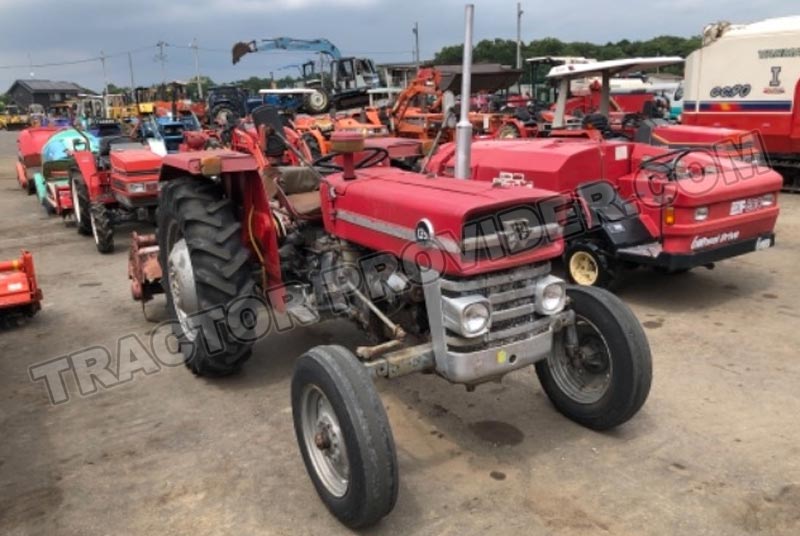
[8,79,87,94]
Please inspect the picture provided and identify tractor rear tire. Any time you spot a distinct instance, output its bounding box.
[157,177,256,377]
[535,285,652,430]
[71,173,92,236]
[292,345,398,528]
[209,103,237,126]
[26,177,35,195]
[90,203,114,253]
[303,133,324,160]
[303,89,331,114]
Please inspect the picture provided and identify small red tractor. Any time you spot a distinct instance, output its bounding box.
[427,134,781,288]
[131,129,653,527]
[69,132,163,253]
[16,125,59,195]
[0,251,43,319]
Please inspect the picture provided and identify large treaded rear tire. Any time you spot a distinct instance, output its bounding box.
[90,203,114,253]
[536,285,652,430]
[158,177,256,376]
[292,345,398,528]
[71,172,92,236]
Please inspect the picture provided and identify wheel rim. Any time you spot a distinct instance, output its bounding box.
[72,184,81,225]
[549,316,613,404]
[301,384,350,498]
[310,92,326,109]
[569,251,599,286]
[167,238,200,341]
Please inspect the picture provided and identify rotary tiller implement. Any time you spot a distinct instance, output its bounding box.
[0,251,43,319]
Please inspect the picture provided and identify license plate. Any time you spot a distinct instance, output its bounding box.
[755,237,772,251]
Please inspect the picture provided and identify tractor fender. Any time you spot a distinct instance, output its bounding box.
[71,151,101,198]
[15,161,28,189]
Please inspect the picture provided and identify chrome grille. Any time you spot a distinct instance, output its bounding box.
[440,263,550,352]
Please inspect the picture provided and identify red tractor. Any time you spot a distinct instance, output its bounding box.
[69,133,163,253]
[427,136,781,288]
[132,127,652,527]
[0,251,43,319]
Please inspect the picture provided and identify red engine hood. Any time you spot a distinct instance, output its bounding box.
[110,148,163,173]
[322,167,564,277]
[428,138,636,193]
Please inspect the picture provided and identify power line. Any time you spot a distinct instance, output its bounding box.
[0,45,155,70]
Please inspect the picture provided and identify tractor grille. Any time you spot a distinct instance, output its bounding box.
[439,263,550,353]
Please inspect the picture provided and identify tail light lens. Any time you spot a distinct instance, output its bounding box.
[664,206,675,226]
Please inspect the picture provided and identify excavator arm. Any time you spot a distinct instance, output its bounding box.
[232,37,342,65]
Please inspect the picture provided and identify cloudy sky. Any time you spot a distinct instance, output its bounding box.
[0,0,795,93]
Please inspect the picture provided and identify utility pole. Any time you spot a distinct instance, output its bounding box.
[28,52,34,78]
[127,52,136,92]
[412,22,420,65]
[191,38,203,100]
[516,3,523,70]
[155,41,167,83]
[100,50,109,96]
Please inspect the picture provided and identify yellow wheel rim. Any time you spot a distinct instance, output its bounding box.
[569,251,599,286]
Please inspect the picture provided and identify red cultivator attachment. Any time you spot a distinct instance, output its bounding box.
[128,233,163,319]
[0,251,43,318]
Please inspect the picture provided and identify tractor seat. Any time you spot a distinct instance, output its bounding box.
[263,166,322,216]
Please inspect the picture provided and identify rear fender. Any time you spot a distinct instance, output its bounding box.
[72,150,101,198]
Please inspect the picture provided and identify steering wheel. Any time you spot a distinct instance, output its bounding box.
[312,147,390,173]
[639,149,693,180]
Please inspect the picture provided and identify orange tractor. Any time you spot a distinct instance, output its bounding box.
[0,251,43,319]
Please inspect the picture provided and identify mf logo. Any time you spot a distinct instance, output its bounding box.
[770,66,782,87]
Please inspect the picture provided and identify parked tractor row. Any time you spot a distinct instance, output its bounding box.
[4,8,788,529]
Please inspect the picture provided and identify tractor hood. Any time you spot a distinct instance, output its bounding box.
[322,167,564,276]
[110,148,163,174]
[427,138,637,194]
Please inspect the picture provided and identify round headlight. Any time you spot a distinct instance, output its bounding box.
[540,283,566,315]
[462,302,491,336]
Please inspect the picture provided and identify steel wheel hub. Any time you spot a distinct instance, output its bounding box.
[570,251,599,286]
[301,385,349,498]
[550,317,612,404]
[167,238,199,341]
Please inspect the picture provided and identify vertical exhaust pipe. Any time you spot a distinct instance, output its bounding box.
[454,4,474,180]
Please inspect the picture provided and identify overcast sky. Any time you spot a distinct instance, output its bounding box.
[0,0,795,93]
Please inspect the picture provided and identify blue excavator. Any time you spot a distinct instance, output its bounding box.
[231,37,382,114]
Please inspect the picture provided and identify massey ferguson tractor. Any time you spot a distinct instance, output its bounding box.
[131,8,652,528]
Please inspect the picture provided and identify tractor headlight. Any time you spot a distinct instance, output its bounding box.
[761,193,775,207]
[534,275,566,316]
[127,182,147,194]
[694,206,709,221]
[442,295,491,338]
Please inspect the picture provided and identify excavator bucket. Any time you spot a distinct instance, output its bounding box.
[128,232,163,305]
[0,250,43,318]
[232,41,257,65]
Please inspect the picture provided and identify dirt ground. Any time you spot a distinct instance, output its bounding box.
[0,129,798,536]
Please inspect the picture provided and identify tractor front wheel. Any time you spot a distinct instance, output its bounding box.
[90,203,114,253]
[292,345,398,529]
[71,173,92,236]
[565,242,618,289]
[157,177,256,376]
[536,286,652,430]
